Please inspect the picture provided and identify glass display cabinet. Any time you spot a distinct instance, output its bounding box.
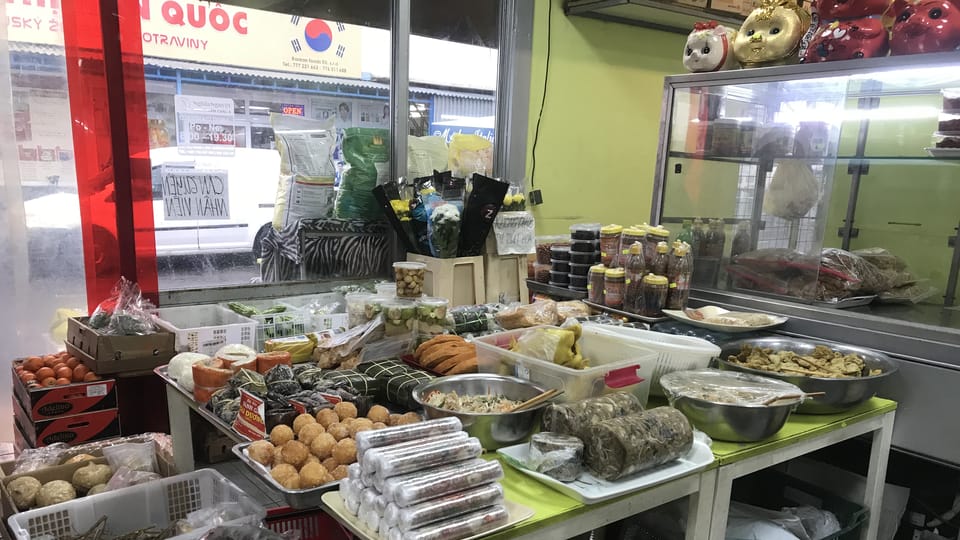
[650,53,960,465]
[652,51,960,319]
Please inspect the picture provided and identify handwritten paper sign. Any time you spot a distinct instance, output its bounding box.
[160,167,230,220]
[493,211,536,256]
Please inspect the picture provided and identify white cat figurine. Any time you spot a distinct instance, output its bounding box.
[683,21,740,72]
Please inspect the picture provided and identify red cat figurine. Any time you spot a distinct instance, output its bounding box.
[804,18,890,61]
[890,0,960,54]
[815,0,892,21]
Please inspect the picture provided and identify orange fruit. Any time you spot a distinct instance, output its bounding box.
[55,377,72,386]
[65,358,79,369]
[14,364,24,373]
[41,377,57,387]
[36,367,55,381]
[24,357,43,372]
[20,372,36,383]
[55,366,72,380]
[83,372,100,382]
[43,356,59,368]
[73,365,89,382]
[58,351,69,358]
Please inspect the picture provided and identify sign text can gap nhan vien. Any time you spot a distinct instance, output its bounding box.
[161,167,230,220]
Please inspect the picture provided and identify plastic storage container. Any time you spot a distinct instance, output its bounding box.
[569,251,598,265]
[550,245,570,261]
[536,236,569,265]
[569,274,588,290]
[551,259,570,273]
[569,262,592,277]
[8,469,265,540]
[569,223,601,240]
[154,305,257,355]
[416,297,450,336]
[220,299,309,350]
[579,323,719,396]
[394,261,427,298]
[474,325,657,405]
[382,299,418,337]
[549,270,570,286]
[346,292,374,328]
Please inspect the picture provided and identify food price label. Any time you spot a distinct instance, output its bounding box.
[234,389,267,440]
[86,384,108,397]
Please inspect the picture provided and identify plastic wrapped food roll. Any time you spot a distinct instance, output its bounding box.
[361,470,376,488]
[586,407,693,481]
[542,393,644,439]
[385,459,504,507]
[339,477,359,507]
[363,432,470,475]
[378,438,482,479]
[383,502,400,528]
[361,486,387,515]
[528,432,583,482]
[387,528,403,540]
[345,484,361,515]
[348,463,362,481]
[394,483,504,531]
[358,501,381,533]
[400,505,509,540]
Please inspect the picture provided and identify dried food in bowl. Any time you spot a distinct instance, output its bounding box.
[412,374,548,450]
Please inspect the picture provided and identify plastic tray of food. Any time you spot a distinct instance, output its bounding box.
[232,442,338,509]
[497,434,713,504]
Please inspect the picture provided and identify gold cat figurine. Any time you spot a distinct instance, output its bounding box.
[733,0,812,67]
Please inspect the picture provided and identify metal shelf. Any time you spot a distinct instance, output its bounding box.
[667,151,960,165]
[527,280,588,300]
[566,0,742,35]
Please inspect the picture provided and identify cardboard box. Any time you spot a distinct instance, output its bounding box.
[407,254,486,307]
[12,364,117,421]
[14,397,120,448]
[66,317,176,375]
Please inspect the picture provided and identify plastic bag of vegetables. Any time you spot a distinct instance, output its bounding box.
[88,277,156,335]
[428,203,461,258]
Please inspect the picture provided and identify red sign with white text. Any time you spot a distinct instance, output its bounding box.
[233,389,266,441]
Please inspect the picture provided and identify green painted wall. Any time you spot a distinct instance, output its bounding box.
[525,0,687,235]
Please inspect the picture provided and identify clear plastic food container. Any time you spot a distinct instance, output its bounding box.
[416,297,450,336]
[383,299,418,337]
[394,261,427,298]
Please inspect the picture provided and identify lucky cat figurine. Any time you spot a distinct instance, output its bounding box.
[814,0,893,21]
[890,0,960,54]
[734,0,813,67]
[804,18,890,61]
[683,21,740,72]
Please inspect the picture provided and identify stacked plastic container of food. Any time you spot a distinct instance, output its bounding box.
[339,417,508,540]
[568,223,601,293]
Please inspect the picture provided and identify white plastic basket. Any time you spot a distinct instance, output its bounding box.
[220,299,311,350]
[474,325,658,405]
[8,469,265,540]
[580,323,720,396]
[279,293,349,333]
[154,305,257,355]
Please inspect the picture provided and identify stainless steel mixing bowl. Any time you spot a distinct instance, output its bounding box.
[718,337,899,414]
[412,374,548,450]
[661,369,802,442]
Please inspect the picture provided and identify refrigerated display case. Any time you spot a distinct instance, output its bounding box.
[650,52,960,465]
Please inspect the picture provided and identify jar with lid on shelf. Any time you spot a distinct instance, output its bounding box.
[533,263,551,284]
[644,226,670,265]
[604,268,626,309]
[640,274,669,318]
[623,243,645,314]
[599,224,623,267]
[588,264,607,304]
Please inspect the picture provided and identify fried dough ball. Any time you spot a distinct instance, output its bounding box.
[270,464,300,490]
[298,423,324,446]
[310,433,337,459]
[322,457,339,473]
[273,445,285,465]
[388,413,403,426]
[292,413,316,434]
[247,440,275,467]
[322,471,335,484]
[334,401,358,421]
[366,405,390,424]
[372,422,388,430]
[396,412,421,425]
[333,438,357,465]
[304,454,320,466]
[299,462,328,489]
[331,465,349,481]
[348,418,374,438]
[270,424,295,446]
[281,440,310,468]
[326,422,350,441]
[315,408,339,428]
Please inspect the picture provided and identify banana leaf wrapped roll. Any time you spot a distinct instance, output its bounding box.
[541,392,643,439]
[585,407,693,481]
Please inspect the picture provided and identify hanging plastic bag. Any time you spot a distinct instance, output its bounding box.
[763,160,820,219]
[271,114,336,229]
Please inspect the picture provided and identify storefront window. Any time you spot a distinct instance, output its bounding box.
[0,4,89,442]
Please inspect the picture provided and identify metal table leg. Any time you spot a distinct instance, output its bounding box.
[165,383,195,473]
[686,467,717,540]
[861,410,895,540]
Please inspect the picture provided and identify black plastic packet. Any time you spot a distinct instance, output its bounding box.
[409,175,435,255]
[372,180,418,253]
[458,173,510,256]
